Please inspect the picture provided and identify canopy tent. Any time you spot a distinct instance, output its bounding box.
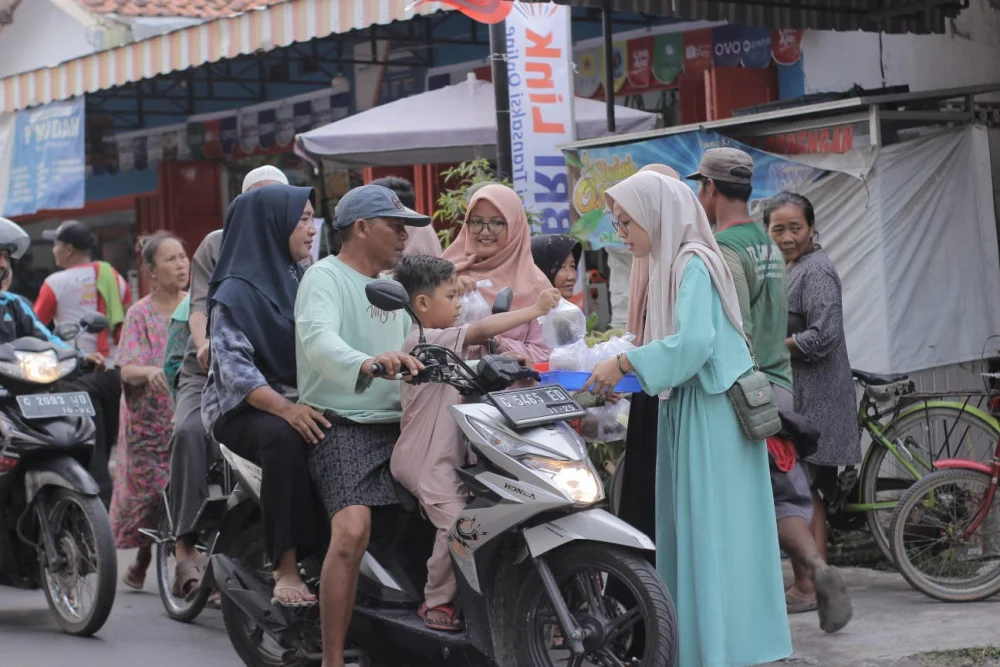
[294,76,657,168]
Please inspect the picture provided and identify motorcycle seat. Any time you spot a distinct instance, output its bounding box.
[393,480,419,514]
[851,369,909,386]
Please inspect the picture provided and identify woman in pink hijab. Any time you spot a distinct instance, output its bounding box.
[441,184,553,363]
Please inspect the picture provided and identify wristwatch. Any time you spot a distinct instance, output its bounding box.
[615,353,628,375]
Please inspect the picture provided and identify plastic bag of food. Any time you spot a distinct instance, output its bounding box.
[549,340,593,372]
[590,333,637,365]
[455,280,493,327]
[579,398,631,443]
[540,298,587,348]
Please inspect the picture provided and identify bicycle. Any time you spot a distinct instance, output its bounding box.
[139,457,233,622]
[888,375,1000,602]
[609,369,1000,565]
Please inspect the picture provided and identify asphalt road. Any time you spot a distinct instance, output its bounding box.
[0,548,240,667]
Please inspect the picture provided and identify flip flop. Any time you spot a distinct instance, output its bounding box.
[418,603,463,632]
[814,566,853,633]
[271,582,318,608]
[785,590,817,614]
[172,556,205,599]
[123,563,146,591]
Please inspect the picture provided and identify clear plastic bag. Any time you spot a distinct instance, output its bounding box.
[590,333,636,366]
[579,398,631,443]
[455,280,493,327]
[540,298,587,348]
[549,340,593,372]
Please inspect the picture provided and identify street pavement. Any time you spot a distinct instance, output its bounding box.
[0,548,238,667]
[3,551,999,666]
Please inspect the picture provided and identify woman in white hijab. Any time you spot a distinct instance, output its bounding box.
[584,172,792,667]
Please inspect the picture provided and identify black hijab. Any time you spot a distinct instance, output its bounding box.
[530,234,582,285]
[208,184,314,386]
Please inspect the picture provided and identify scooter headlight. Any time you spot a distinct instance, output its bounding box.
[467,418,604,505]
[0,351,71,383]
[519,455,604,505]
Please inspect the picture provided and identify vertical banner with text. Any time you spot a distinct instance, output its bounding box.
[506,2,576,234]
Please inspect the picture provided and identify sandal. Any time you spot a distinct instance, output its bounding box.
[123,562,147,591]
[172,556,205,599]
[785,590,817,614]
[271,581,318,608]
[813,566,852,634]
[418,602,463,632]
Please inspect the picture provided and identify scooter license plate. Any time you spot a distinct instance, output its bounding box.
[17,391,95,419]
[489,384,587,428]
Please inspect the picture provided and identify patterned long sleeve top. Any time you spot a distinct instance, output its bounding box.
[201,303,296,436]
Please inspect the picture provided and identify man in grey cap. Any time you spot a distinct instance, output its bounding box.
[688,147,851,632]
[166,165,288,592]
[294,184,426,667]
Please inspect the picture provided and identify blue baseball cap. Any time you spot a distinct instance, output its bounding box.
[333,184,431,231]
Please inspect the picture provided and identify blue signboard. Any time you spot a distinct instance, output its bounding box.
[563,130,828,250]
[4,98,85,217]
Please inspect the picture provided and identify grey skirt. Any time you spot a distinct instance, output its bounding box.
[308,419,400,518]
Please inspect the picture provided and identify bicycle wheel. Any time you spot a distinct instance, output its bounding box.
[861,407,998,564]
[890,468,1000,602]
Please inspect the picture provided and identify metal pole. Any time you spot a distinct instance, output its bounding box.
[602,1,616,133]
[490,20,513,179]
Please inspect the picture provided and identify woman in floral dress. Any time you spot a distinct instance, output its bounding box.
[111,231,189,589]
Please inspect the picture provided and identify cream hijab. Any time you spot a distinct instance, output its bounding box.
[605,172,743,397]
[627,164,680,344]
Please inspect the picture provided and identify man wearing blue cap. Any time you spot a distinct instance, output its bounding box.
[294,184,427,667]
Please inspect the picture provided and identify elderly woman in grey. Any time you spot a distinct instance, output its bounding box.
[765,191,860,609]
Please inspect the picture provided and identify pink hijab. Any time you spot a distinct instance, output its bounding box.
[442,184,551,310]
[627,164,681,344]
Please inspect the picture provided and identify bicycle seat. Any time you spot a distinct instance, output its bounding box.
[851,369,909,386]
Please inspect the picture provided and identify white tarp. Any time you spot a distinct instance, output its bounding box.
[793,125,1000,374]
[295,77,657,168]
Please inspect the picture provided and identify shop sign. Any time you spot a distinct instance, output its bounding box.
[3,98,86,216]
[743,122,867,155]
[563,130,827,249]
[506,1,576,234]
[652,33,684,85]
[772,29,804,66]
[112,88,350,172]
[683,28,713,77]
[574,25,804,98]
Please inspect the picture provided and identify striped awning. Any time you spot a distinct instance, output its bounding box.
[0,0,449,113]
[540,0,962,34]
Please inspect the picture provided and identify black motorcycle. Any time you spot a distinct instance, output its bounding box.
[0,313,117,636]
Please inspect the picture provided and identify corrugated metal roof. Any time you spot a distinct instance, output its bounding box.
[536,0,965,34]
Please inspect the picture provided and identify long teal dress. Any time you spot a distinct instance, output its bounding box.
[625,258,792,667]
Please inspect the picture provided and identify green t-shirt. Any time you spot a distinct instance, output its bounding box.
[294,256,411,423]
[715,221,793,391]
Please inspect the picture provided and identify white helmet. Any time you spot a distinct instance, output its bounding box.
[0,217,31,259]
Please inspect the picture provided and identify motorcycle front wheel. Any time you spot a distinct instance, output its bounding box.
[507,543,677,667]
[38,487,117,636]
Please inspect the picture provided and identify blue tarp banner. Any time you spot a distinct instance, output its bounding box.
[4,98,85,217]
[563,130,828,249]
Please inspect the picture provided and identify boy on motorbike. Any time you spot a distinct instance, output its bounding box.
[392,255,560,631]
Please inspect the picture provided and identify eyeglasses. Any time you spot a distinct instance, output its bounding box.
[611,218,631,237]
[467,218,508,235]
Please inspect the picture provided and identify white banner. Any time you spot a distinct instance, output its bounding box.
[506,2,576,234]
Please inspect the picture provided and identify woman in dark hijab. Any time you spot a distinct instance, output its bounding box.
[201,184,327,607]
[531,234,583,306]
